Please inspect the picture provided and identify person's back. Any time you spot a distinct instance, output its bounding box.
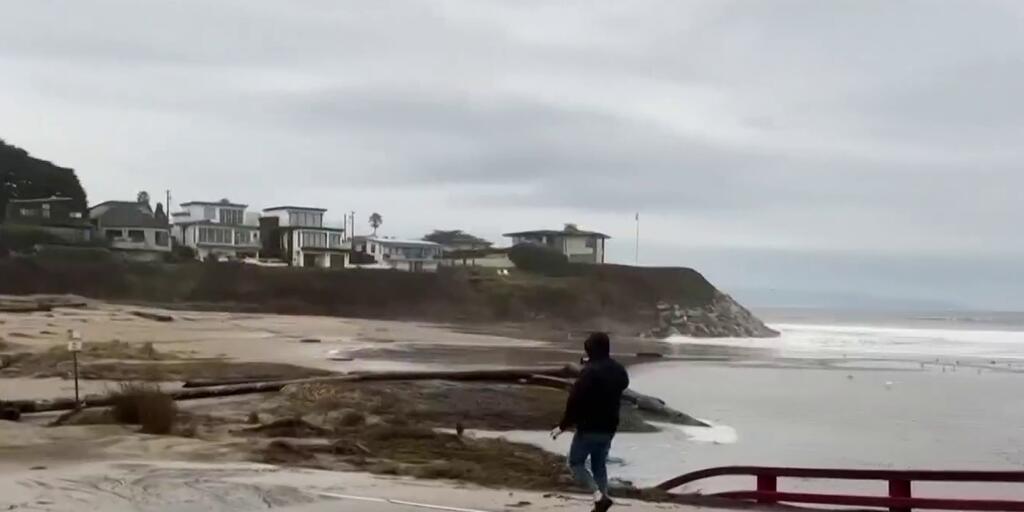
[562,352,629,434]
[554,332,629,512]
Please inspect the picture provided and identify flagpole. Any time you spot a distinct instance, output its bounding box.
[634,212,640,265]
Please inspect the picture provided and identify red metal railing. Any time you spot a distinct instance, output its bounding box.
[654,466,1024,511]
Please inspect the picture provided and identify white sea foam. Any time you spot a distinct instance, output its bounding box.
[666,322,1024,360]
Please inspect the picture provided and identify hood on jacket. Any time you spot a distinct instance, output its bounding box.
[584,332,611,361]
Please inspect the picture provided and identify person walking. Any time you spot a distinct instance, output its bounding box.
[551,332,630,512]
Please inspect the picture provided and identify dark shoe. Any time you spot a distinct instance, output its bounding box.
[593,496,614,512]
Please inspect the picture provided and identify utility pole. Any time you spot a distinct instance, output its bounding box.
[634,212,640,266]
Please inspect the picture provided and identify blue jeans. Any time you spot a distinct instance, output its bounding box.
[568,431,614,495]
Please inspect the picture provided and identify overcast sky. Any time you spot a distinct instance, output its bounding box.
[2,1,1022,310]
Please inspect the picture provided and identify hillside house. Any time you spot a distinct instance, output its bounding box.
[259,206,350,268]
[353,236,444,272]
[503,223,609,264]
[171,199,261,261]
[89,200,171,261]
[2,196,92,243]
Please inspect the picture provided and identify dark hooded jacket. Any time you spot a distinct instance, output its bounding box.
[558,334,630,434]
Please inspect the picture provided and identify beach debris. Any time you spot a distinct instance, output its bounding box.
[262,440,315,464]
[247,411,261,424]
[0,406,21,421]
[884,381,894,389]
[326,349,353,361]
[846,374,854,380]
[456,421,465,437]
[131,311,174,322]
[300,338,321,344]
[635,352,664,358]
[331,439,372,456]
[244,417,329,437]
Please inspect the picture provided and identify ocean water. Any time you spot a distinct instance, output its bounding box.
[510,311,1024,498]
[668,317,1024,361]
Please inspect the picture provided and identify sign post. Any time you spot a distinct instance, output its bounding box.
[67,330,83,406]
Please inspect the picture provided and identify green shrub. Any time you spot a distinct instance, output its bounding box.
[0,225,65,253]
[508,244,571,276]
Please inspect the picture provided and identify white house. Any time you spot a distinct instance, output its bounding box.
[170,199,261,261]
[353,236,444,272]
[89,200,171,261]
[503,223,609,264]
[259,206,350,268]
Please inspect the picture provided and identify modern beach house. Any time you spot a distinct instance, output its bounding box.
[353,236,444,272]
[259,206,350,268]
[170,199,261,261]
[503,223,609,264]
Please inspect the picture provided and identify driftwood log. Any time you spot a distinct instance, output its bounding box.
[0,302,53,313]
[5,366,581,414]
[5,364,710,428]
[131,311,175,322]
[528,374,710,428]
[181,365,579,389]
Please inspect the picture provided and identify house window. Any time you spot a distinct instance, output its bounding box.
[155,231,169,246]
[105,229,123,241]
[20,208,36,217]
[199,227,232,244]
[128,230,146,242]
[585,237,596,249]
[69,212,83,219]
[220,208,243,225]
[300,230,327,248]
[204,206,216,219]
[329,233,342,247]
[42,204,51,218]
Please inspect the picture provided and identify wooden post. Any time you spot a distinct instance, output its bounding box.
[66,330,83,407]
[889,479,912,512]
[756,475,777,504]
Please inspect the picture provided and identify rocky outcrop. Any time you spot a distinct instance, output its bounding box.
[647,291,778,339]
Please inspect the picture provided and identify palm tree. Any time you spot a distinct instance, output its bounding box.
[369,212,383,236]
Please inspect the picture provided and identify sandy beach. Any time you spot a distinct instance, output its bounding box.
[1,296,719,511]
[6,296,1024,509]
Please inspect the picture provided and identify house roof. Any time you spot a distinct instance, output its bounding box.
[91,200,152,211]
[279,226,347,233]
[503,227,610,239]
[361,237,442,248]
[180,200,248,208]
[423,230,492,247]
[9,196,76,204]
[263,206,328,213]
[175,220,258,229]
[91,202,167,229]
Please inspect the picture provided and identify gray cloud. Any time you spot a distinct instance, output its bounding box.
[1,0,1022,308]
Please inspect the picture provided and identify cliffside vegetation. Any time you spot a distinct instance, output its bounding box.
[0,139,87,222]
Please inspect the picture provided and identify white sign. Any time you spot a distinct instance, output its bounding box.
[67,341,83,352]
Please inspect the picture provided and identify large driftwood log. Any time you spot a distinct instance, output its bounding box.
[6,365,709,428]
[528,374,710,428]
[181,365,578,389]
[6,366,580,414]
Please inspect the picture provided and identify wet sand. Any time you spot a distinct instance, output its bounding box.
[0,457,711,512]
